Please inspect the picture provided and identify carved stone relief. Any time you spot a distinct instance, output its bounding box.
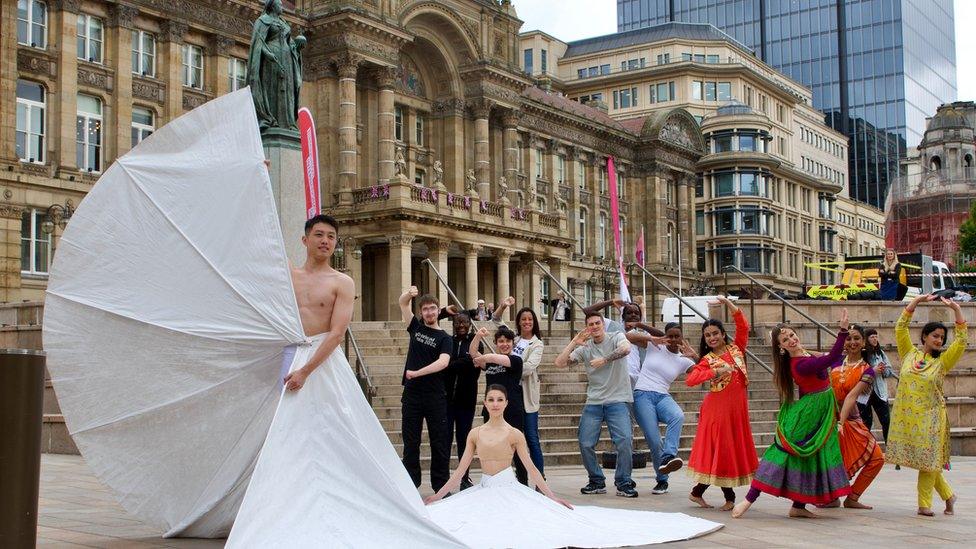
[132,76,166,104]
[17,49,56,79]
[78,66,113,91]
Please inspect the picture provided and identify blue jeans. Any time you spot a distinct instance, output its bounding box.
[632,390,684,482]
[524,411,545,475]
[578,402,633,488]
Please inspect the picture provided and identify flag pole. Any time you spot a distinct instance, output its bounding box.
[641,224,647,320]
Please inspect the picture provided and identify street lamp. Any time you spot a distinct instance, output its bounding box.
[41,200,74,237]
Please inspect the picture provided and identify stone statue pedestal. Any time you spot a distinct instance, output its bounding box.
[263,131,306,264]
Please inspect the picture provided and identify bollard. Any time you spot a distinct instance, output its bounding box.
[0,349,46,549]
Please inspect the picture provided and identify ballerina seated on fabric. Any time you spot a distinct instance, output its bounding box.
[424,384,570,508]
[424,385,724,549]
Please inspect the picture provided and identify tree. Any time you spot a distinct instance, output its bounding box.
[956,200,976,270]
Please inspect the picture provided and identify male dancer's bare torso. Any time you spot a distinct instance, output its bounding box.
[291,265,345,336]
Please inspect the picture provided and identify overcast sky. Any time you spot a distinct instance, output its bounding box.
[515,0,975,101]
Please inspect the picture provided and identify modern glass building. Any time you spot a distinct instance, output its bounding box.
[617,0,957,208]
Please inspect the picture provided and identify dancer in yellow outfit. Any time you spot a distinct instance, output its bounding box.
[887,294,967,516]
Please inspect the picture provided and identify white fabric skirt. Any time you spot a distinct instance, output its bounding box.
[428,468,723,548]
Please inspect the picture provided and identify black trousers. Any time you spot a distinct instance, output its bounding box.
[446,398,476,484]
[401,389,450,492]
[482,401,529,486]
[858,390,891,442]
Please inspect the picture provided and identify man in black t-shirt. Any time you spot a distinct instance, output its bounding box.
[399,286,453,492]
[470,325,529,485]
[443,313,482,490]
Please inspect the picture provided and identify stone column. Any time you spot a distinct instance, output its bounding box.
[387,235,414,320]
[55,3,81,168]
[462,243,480,309]
[0,204,24,302]
[470,99,492,197]
[427,239,449,308]
[676,175,690,270]
[337,56,360,205]
[0,0,18,161]
[496,249,512,320]
[375,67,396,185]
[159,21,187,123]
[683,174,697,269]
[501,110,521,198]
[528,255,542,317]
[108,3,138,161]
[434,99,465,194]
[209,34,234,97]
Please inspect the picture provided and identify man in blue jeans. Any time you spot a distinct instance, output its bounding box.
[555,312,636,497]
[625,322,698,495]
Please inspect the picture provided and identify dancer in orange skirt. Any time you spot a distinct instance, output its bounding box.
[822,324,884,509]
[685,296,758,511]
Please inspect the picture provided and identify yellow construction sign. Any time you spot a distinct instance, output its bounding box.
[806,283,878,300]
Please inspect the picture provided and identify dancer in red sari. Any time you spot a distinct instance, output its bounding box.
[685,296,758,511]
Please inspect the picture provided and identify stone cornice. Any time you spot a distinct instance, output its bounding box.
[131,0,254,38]
[108,3,140,29]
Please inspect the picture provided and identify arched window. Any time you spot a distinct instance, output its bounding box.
[598,212,607,258]
[578,208,587,255]
[930,155,942,171]
[666,223,675,265]
[965,153,973,168]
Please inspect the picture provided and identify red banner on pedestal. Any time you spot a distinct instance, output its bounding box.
[297,107,320,219]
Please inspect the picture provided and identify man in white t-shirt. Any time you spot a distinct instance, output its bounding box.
[625,322,698,495]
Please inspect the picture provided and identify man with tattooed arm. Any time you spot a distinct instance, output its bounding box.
[555,311,637,498]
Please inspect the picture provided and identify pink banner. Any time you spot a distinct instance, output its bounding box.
[607,156,630,301]
[297,107,321,219]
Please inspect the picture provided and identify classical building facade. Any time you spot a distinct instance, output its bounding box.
[3,0,715,320]
[520,22,886,296]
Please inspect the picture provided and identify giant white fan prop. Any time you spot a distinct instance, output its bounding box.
[41,89,463,545]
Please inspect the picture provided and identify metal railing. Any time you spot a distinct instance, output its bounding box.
[422,258,496,353]
[344,327,375,403]
[534,259,582,337]
[632,263,772,375]
[723,265,836,352]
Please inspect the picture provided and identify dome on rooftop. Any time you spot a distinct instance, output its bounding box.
[928,105,969,130]
[714,100,754,117]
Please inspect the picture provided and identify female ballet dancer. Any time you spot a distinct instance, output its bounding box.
[424,385,723,548]
[820,324,884,509]
[732,309,851,518]
[887,294,967,516]
[685,296,758,511]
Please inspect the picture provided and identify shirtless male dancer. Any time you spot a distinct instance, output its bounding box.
[281,214,355,392]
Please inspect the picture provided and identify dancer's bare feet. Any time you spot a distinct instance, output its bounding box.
[844,497,872,509]
[818,499,840,508]
[719,501,735,511]
[689,494,713,508]
[917,507,935,517]
[945,495,957,515]
[788,507,820,518]
[732,500,752,518]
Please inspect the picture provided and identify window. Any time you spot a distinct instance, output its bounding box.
[540,49,547,74]
[704,81,716,101]
[819,227,835,253]
[740,172,760,195]
[741,247,761,272]
[693,54,705,63]
[714,172,734,197]
[802,222,811,246]
[599,64,610,75]
[706,54,719,64]
[17,0,47,49]
[788,252,797,278]
[557,156,565,183]
[76,94,102,172]
[516,140,524,172]
[415,115,425,146]
[696,210,705,235]
[695,175,704,198]
[666,224,674,264]
[578,208,587,254]
[523,49,533,74]
[697,246,706,272]
[77,14,103,63]
[666,180,674,205]
[599,166,607,194]
[656,53,670,65]
[577,160,586,189]
[584,283,593,305]
[535,148,544,178]
[740,209,761,234]
[613,87,637,109]
[394,106,403,141]
[681,53,692,62]
[131,107,154,146]
[598,213,607,258]
[717,82,732,101]
[578,69,586,79]
[712,132,733,153]
[715,209,735,234]
[414,168,425,187]
[21,209,50,275]
[228,57,247,91]
[777,104,785,122]
[692,81,703,100]
[16,79,45,164]
[787,218,796,242]
[716,246,735,270]
[131,30,156,76]
[651,81,675,103]
[181,45,203,89]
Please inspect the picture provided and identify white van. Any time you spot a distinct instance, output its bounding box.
[660,296,738,324]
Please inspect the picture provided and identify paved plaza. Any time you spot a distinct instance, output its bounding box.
[36,453,975,548]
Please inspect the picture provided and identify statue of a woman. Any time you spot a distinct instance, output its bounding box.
[248,0,305,133]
